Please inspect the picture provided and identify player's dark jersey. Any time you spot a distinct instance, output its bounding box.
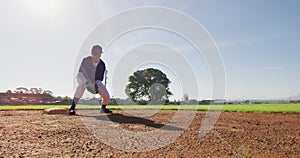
[95,59,106,82]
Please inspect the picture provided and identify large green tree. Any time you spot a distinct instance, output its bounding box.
[125,68,172,105]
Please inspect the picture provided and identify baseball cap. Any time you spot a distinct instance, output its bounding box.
[91,45,103,53]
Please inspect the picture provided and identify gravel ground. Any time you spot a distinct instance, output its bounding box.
[0,110,299,157]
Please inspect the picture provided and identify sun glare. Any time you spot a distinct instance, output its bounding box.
[26,0,56,10]
[23,0,64,16]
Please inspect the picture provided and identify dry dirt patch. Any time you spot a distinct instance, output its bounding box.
[0,110,299,157]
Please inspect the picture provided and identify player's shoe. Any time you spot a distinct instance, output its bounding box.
[100,108,112,114]
[68,110,76,115]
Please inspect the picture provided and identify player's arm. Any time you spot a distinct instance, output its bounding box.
[78,58,90,83]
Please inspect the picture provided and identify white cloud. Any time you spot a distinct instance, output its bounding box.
[216,32,293,48]
[237,65,284,73]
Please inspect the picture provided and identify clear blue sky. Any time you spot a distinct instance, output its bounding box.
[0,0,299,100]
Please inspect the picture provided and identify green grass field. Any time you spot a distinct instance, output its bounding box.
[0,103,300,113]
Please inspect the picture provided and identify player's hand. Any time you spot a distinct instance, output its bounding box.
[95,80,101,94]
[95,84,99,94]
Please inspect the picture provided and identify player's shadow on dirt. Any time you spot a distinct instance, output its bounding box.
[85,113,184,131]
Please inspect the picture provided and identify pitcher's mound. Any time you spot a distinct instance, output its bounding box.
[44,108,68,115]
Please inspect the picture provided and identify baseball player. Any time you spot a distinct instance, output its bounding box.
[68,45,112,115]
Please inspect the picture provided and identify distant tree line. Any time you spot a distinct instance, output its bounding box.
[0,87,72,105]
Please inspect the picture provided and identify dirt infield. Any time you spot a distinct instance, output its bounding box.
[0,110,299,157]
